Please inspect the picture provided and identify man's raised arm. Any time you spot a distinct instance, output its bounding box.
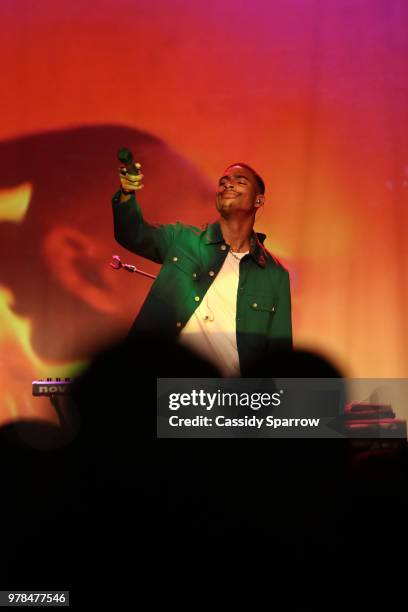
[112,162,176,264]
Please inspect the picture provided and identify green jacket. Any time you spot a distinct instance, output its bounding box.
[112,190,292,375]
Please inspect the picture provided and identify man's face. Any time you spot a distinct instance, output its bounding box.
[216,165,262,216]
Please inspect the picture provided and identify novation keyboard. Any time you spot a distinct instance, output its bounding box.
[32,378,73,396]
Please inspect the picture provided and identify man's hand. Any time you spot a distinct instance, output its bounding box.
[119,162,144,201]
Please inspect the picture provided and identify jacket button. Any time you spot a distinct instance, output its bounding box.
[176,321,182,328]
[194,296,200,302]
[209,270,215,277]
[252,303,258,308]
[220,244,227,251]
[172,256,178,262]
[192,272,197,278]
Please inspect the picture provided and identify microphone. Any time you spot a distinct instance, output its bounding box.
[117,147,140,180]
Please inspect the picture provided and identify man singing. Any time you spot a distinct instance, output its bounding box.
[112,161,292,376]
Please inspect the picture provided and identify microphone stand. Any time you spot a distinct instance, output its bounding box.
[109,255,157,279]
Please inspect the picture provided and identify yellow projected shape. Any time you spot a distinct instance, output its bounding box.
[0,182,32,222]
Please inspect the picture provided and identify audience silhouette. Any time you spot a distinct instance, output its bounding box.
[0,335,406,608]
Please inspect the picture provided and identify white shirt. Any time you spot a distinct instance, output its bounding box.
[178,250,248,377]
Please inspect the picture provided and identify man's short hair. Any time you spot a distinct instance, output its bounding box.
[228,162,265,194]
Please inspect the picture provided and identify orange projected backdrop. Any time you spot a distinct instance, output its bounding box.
[1,0,408,425]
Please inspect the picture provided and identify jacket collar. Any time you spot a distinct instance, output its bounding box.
[204,221,267,268]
